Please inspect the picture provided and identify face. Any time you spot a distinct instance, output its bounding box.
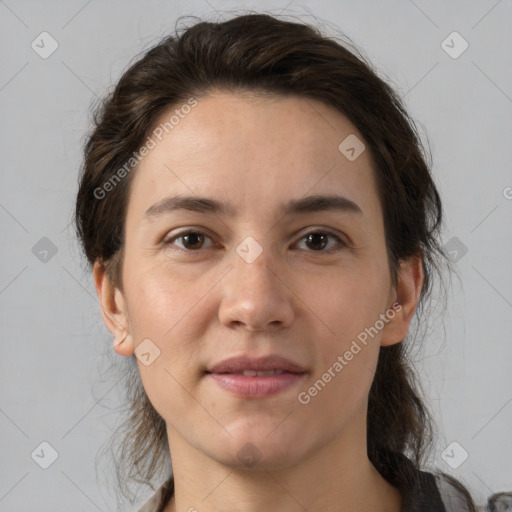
[100,91,416,472]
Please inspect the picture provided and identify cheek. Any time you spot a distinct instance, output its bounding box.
[125,266,213,389]
[126,262,207,340]
[303,327,381,422]
[131,285,205,424]
[306,263,391,339]
[304,262,390,399]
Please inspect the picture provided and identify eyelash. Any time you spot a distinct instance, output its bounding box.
[163,229,349,254]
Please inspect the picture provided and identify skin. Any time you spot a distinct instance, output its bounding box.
[94,91,423,512]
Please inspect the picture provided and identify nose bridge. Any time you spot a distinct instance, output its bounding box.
[218,234,294,330]
[232,234,281,296]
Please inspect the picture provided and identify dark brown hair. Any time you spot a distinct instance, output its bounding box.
[75,11,476,510]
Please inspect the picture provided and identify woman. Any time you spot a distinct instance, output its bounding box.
[75,12,477,512]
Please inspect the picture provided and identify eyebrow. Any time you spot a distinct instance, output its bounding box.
[143,193,363,222]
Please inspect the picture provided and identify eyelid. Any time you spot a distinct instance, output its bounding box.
[163,226,350,253]
[162,228,217,250]
[292,228,350,252]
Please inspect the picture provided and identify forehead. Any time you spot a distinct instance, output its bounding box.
[153,91,365,161]
[125,91,380,224]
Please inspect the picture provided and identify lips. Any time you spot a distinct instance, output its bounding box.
[207,372,306,398]
[206,354,307,375]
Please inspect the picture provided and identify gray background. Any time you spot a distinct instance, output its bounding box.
[1,0,511,510]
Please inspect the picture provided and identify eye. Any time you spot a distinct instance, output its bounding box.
[164,230,214,251]
[293,230,347,252]
[163,229,348,253]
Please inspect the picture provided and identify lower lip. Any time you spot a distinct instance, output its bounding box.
[206,372,306,398]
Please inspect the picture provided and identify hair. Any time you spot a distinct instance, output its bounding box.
[74,11,477,510]
[486,492,512,512]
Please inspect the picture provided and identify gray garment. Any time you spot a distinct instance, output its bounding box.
[137,473,475,512]
[138,486,164,512]
[434,473,478,512]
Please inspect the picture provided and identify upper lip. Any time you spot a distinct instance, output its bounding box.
[206,354,307,374]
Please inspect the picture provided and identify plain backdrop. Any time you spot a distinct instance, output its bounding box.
[1,0,511,510]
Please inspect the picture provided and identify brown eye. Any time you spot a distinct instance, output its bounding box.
[165,231,213,251]
[295,231,346,252]
[305,233,328,251]
[164,229,346,253]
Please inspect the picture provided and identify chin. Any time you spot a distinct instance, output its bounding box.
[207,430,309,472]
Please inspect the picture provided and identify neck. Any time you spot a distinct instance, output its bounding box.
[163,411,402,512]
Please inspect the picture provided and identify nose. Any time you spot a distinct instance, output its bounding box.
[218,242,295,332]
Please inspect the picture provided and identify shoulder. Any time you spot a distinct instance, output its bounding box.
[137,487,163,512]
[433,472,477,512]
[137,477,174,512]
[380,451,477,512]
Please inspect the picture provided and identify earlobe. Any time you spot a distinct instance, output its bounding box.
[93,260,135,357]
[380,255,424,347]
[112,327,135,356]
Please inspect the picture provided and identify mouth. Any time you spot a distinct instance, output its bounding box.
[206,353,307,374]
[205,371,307,398]
[207,369,296,377]
[206,372,306,399]
[205,354,308,398]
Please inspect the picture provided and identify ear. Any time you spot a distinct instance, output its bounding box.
[93,260,135,357]
[380,255,424,347]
